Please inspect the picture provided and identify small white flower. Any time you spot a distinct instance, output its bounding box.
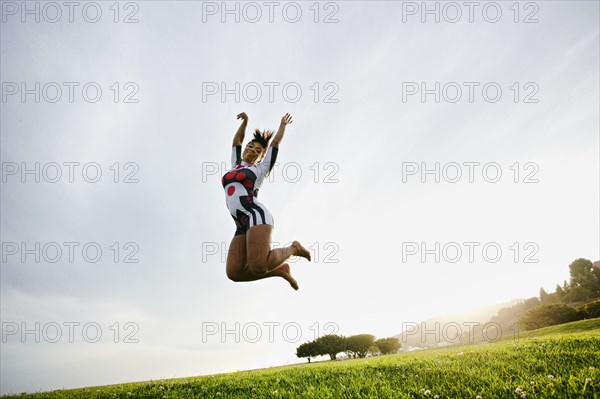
[585,378,592,383]
[424,389,431,396]
[420,388,426,393]
[548,375,555,379]
[530,381,535,386]
[476,396,482,399]
[272,390,278,395]
[378,372,382,378]
[521,393,527,399]
[415,374,419,378]
[434,395,439,399]
[515,387,523,393]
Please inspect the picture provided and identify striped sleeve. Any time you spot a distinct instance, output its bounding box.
[259,146,278,178]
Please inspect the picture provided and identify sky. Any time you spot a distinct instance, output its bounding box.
[1,0,599,395]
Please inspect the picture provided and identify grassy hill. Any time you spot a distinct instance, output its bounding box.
[4,319,600,399]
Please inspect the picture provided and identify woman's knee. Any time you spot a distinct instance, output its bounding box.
[247,260,268,276]
[226,269,241,282]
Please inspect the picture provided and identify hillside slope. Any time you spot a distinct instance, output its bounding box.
[5,319,600,399]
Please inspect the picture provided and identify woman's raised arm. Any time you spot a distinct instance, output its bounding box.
[270,113,293,148]
[232,112,248,147]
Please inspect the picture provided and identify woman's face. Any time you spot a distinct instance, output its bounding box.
[243,141,265,164]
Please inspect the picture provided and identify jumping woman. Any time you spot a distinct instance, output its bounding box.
[221,112,311,290]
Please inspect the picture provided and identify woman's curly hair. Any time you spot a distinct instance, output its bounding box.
[251,128,274,150]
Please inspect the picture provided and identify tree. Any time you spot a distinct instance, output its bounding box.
[563,285,594,303]
[555,284,565,300]
[296,341,319,363]
[539,287,550,304]
[567,258,600,300]
[374,337,401,355]
[570,258,594,286]
[345,334,375,359]
[314,334,346,360]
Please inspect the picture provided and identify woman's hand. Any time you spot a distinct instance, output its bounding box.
[280,113,293,126]
[237,112,249,122]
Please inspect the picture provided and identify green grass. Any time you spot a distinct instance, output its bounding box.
[511,318,600,339]
[4,319,600,399]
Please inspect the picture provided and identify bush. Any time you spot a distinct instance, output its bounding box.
[580,300,600,318]
[519,304,585,330]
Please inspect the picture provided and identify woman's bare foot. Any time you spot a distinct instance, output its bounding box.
[275,263,298,290]
[291,241,311,261]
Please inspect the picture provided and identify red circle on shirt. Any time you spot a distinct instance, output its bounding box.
[243,179,253,188]
[236,172,246,180]
[225,172,235,179]
[227,186,235,196]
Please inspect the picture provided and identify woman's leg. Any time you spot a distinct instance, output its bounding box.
[245,224,311,276]
[226,234,300,290]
